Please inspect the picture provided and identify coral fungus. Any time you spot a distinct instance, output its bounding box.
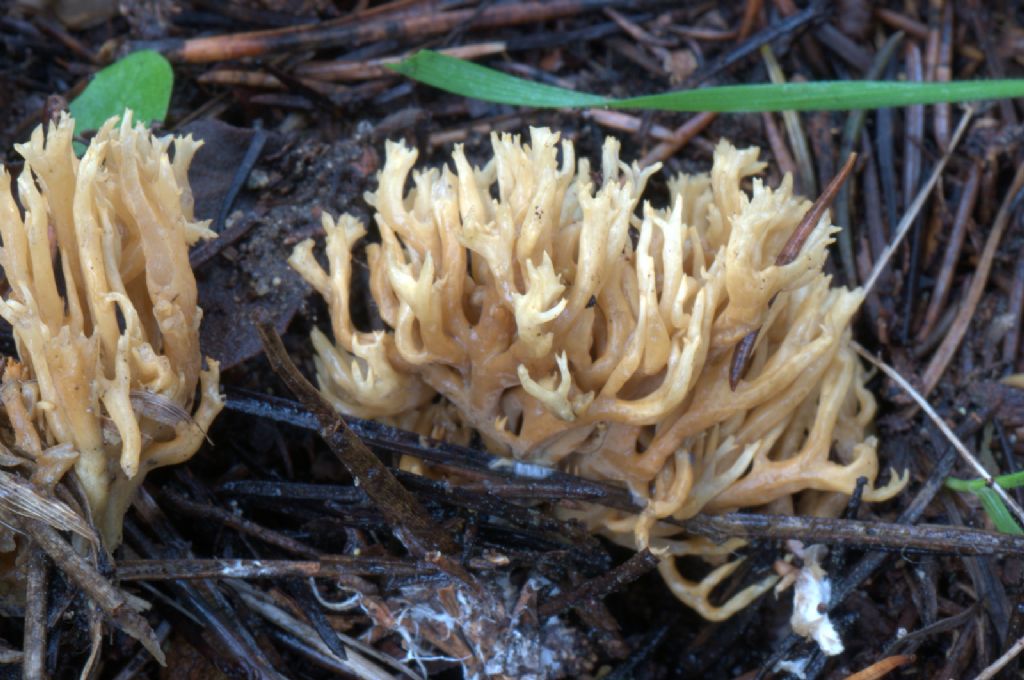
[290,128,906,619]
[0,112,223,547]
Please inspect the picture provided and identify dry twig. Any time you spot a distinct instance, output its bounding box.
[3,515,165,663]
[22,546,47,679]
[920,161,1024,395]
[538,550,658,618]
[117,558,436,581]
[863,108,973,293]
[682,512,1024,556]
[971,632,1024,680]
[917,161,982,341]
[152,0,628,62]
[637,111,717,165]
[255,320,458,556]
[842,654,915,680]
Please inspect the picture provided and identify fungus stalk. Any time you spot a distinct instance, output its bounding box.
[290,129,907,620]
[0,112,223,546]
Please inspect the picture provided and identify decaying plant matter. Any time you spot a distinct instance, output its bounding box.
[290,128,907,620]
[0,112,223,548]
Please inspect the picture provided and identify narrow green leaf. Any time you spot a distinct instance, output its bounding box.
[946,476,984,492]
[946,469,1024,492]
[69,50,174,136]
[389,50,607,108]
[975,488,1024,535]
[389,50,1024,113]
[614,80,1024,112]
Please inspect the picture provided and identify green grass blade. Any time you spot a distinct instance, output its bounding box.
[975,487,1024,535]
[389,50,607,108]
[946,469,1024,492]
[390,50,1024,113]
[614,81,1024,112]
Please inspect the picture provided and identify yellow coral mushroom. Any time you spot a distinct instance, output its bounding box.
[289,128,907,620]
[0,112,223,546]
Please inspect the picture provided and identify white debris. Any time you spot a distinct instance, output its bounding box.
[787,544,844,656]
[358,572,586,679]
[774,656,810,679]
[488,457,555,479]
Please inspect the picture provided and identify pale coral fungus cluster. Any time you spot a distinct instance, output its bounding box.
[0,112,223,547]
[290,127,907,619]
